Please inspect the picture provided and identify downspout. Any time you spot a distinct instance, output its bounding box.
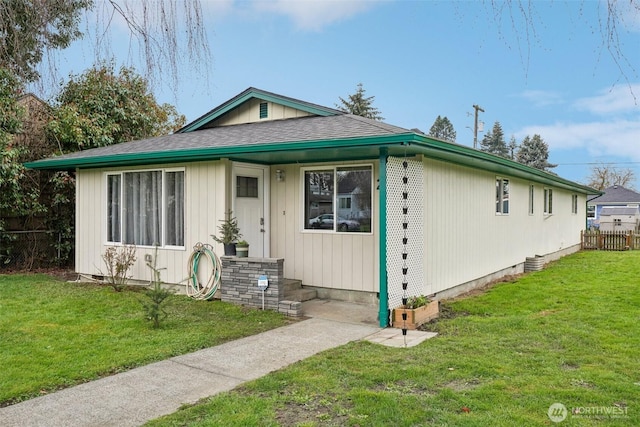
[378,148,389,327]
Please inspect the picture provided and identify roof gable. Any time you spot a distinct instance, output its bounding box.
[178,87,344,132]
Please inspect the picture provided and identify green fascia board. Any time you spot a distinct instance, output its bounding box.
[25,132,599,195]
[178,88,340,133]
[406,134,599,195]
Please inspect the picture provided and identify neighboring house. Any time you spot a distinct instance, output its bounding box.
[598,206,640,232]
[26,87,596,326]
[587,185,640,228]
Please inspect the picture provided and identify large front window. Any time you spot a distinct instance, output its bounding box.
[304,165,372,233]
[107,169,184,247]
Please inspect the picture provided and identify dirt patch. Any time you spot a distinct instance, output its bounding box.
[444,378,483,392]
[275,392,351,427]
[450,274,524,300]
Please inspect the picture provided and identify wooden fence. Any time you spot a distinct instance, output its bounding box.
[581,230,640,251]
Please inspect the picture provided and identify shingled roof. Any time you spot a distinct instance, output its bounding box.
[589,185,640,204]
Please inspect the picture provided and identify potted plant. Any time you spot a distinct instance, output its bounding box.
[235,240,249,258]
[211,210,242,256]
[392,295,439,330]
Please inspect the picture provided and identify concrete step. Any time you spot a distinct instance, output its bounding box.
[284,288,317,302]
[282,278,303,293]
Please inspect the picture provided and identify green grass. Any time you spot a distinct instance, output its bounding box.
[146,251,640,426]
[0,274,289,406]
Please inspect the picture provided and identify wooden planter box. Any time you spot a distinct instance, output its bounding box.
[392,300,439,330]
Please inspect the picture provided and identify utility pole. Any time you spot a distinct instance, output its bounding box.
[472,104,484,149]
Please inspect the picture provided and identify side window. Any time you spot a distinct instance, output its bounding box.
[496,178,509,215]
[529,184,534,215]
[544,188,553,215]
[107,174,121,243]
[571,194,578,214]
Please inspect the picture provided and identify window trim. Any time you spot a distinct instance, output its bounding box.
[105,168,186,249]
[495,177,510,215]
[301,163,373,234]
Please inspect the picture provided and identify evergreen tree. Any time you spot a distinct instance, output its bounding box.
[428,115,457,142]
[516,134,557,171]
[336,83,384,121]
[480,121,508,158]
[507,136,518,160]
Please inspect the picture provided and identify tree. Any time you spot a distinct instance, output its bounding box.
[336,83,384,121]
[0,1,90,83]
[515,134,557,171]
[480,121,509,158]
[47,64,186,152]
[0,69,47,264]
[485,1,638,91]
[428,115,457,142]
[507,136,518,160]
[0,0,210,90]
[585,164,636,190]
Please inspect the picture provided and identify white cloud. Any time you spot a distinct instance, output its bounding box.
[519,89,564,107]
[252,0,380,31]
[516,118,640,159]
[573,84,640,115]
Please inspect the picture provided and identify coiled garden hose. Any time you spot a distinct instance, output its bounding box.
[186,242,222,300]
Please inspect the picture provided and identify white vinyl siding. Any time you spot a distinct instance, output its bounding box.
[76,161,228,285]
[210,98,311,126]
[270,162,378,293]
[423,158,584,296]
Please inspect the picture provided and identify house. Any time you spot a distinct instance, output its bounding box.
[26,87,596,327]
[598,206,640,232]
[587,185,640,229]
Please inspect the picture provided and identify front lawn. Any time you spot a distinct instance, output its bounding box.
[147,250,640,426]
[0,275,289,406]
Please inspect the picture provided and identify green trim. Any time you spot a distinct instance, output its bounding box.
[25,131,599,196]
[179,88,340,133]
[378,148,389,327]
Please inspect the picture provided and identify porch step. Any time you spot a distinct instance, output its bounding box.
[283,278,317,302]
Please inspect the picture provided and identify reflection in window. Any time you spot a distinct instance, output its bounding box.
[304,166,372,233]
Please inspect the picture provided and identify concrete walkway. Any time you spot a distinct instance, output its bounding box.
[0,301,435,426]
[0,306,379,426]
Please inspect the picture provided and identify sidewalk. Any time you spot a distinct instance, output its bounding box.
[0,306,379,427]
[1,301,435,426]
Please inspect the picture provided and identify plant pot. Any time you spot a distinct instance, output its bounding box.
[392,300,439,330]
[235,246,249,258]
[223,243,236,256]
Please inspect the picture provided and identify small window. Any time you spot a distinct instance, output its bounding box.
[587,205,595,218]
[259,102,268,119]
[544,188,553,215]
[237,176,258,198]
[571,194,578,214]
[495,178,509,215]
[529,184,534,215]
[614,218,622,227]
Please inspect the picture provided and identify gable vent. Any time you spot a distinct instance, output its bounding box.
[259,102,268,119]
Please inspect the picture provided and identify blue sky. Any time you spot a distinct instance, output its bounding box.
[41,0,640,187]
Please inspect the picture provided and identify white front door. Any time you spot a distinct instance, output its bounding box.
[232,164,270,257]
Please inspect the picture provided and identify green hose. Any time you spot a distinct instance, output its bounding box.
[186,243,222,300]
